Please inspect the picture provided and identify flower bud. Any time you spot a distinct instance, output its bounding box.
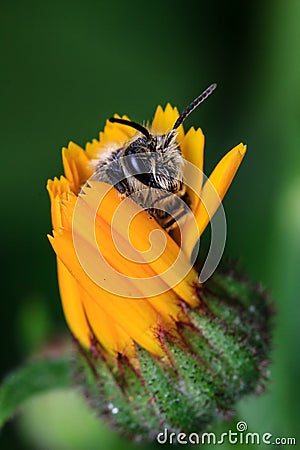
[47,98,271,441]
[73,270,272,441]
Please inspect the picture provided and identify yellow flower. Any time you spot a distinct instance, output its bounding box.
[47,103,246,360]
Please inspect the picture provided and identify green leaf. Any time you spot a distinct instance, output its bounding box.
[0,357,72,428]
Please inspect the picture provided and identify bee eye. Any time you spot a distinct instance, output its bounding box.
[126,154,151,175]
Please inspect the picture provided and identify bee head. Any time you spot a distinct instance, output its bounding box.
[108,118,183,192]
[109,83,217,193]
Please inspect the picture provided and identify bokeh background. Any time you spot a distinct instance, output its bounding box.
[1,0,299,449]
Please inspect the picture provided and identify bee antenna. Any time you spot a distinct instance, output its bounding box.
[172,83,217,131]
[109,117,150,140]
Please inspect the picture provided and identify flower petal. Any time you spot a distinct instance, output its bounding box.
[181,127,205,211]
[47,176,72,230]
[62,142,93,194]
[58,240,137,357]
[85,115,135,160]
[78,286,136,356]
[151,104,185,142]
[47,102,246,360]
[182,143,247,258]
[49,231,168,356]
[48,175,199,354]
[56,257,91,348]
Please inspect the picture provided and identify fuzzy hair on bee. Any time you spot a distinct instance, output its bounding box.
[92,83,217,232]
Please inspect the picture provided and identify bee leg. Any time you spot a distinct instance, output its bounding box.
[113,181,127,194]
[162,209,187,232]
[101,161,129,195]
[106,171,128,194]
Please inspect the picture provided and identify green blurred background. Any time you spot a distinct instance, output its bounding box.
[1,0,299,448]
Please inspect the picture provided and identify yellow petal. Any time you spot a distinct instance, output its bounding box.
[47,176,72,230]
[151,104,185,142]
[182,143,247,258]
[79,181,199,304]
[48,177,198,354]
[49,231,167,356]
[47,102,246,359]
[79,287,136,356]
[56,257,91,348]
[147,290,188,324]
[50,181,185,354]
[71,185,175,298]
[181,127,205,211]
[85,115,135,160]
[62,142,93,194]
[47,176,71,202]
[50,192,162,298]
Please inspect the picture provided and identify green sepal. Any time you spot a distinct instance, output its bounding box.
[73,270,273,441]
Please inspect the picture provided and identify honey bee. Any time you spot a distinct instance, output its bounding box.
[93,84,217,232]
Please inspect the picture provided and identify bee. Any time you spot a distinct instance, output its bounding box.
[93,84,217,232]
